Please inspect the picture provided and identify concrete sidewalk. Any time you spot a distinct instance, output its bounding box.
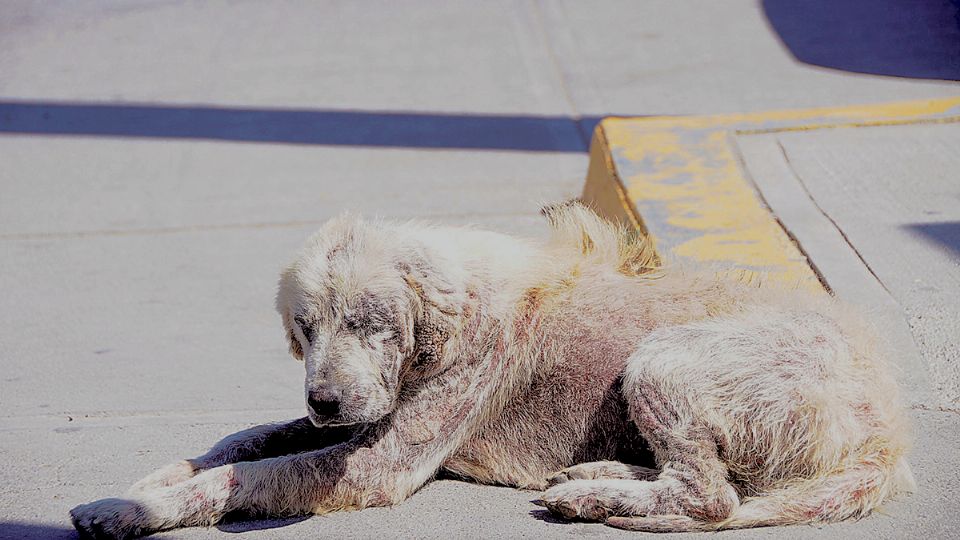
[1,1,958,538]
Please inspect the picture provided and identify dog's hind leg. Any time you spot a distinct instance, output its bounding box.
[541,400,739,525]
[128,418,355,496]
[545,307,911,532]
[542,332,740,528]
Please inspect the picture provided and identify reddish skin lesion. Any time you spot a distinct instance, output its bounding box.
[224,467,239,490]
[189,491,208,511]
[513,287,544,336]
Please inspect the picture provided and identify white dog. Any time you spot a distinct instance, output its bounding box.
[71,202,913,538]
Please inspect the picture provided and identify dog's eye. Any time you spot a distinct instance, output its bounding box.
[294,315,315,343]
[343,312,390,335]
[343,315,364,332]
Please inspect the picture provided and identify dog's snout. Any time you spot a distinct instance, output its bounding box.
[308,395,341,417]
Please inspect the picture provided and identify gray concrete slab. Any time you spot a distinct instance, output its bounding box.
[0,228,309,417]
[549,0,960,115]
[0,0,574,115]
[2,1,957,119]
[1,0,958,538]
[0,137,582,237]
[754,123,960,408]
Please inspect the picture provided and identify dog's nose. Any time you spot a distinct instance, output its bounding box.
[307,395,341,417]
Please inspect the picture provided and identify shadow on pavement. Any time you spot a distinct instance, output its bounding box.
[762,0,960,80]
[904,222,960,258]
[0,516,313,538]
[0,101,604,153]
[528,508,573,525]
[216,513,311,533]
[0,521,77,540]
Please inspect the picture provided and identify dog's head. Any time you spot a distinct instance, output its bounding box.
[276,215,462,427]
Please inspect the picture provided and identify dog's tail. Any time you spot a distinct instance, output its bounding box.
[607,442,915,532]
[540,199,660,277]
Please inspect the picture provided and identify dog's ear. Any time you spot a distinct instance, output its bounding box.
[395,252,461,368]
[412,309,449,367]
[281,311,305,361]
[276,268,306,361]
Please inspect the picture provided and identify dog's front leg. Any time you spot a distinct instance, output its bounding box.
[71,359,505,539]
[127,418,355,496]
[72,444,382,539]
[73,427,460,538]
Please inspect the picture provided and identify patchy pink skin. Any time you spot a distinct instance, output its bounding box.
[224,467,239,490]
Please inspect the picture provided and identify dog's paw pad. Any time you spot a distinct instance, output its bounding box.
[541,481,614,522]
[70,497,151,539]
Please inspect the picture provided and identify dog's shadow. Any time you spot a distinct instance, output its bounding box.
[216,513,312,533]
[216,506,572,532]
[528,508,572,525]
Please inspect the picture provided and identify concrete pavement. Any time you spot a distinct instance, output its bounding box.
[1,1,958,538]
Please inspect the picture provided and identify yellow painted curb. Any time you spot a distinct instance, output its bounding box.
[581,97,960,291]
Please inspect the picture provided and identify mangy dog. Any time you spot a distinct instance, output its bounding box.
[71,202,913,538]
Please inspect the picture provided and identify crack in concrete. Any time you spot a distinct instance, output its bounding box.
[774,138,897,298]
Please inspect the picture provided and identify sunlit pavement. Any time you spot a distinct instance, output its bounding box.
[1,2,958,538]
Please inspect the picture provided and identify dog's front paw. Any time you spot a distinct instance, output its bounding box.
[127,460,196,496]
[70,497,155,540]
[541,480,617,522]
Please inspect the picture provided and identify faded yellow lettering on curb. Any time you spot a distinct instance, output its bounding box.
[582,97,960,291]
